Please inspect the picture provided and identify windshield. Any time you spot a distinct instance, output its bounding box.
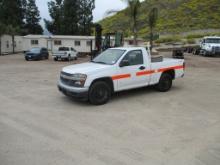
[29,48,41,53]
[205,38,220,44]
[92,49,125,65]
[59,47,69,51]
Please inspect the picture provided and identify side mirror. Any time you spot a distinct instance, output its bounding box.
[120,60,129,67]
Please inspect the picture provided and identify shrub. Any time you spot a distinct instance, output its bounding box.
[186,38,196,44]
[155,36,181,44]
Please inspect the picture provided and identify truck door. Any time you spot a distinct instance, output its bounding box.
[116,50,150,91]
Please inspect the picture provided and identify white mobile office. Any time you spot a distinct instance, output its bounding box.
[0,35,23,54]
[23,35,96,53]
[0,34,145,54]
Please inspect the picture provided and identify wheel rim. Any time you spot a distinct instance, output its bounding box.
[94,87,108,100]
[161,78,170,90]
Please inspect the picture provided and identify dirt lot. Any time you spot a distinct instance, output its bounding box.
[0,53,220,165]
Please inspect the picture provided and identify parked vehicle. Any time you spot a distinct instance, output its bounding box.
[25,47,49,61]
[58,47,185,105]
[200,36,220,56]
[52,47,78,61]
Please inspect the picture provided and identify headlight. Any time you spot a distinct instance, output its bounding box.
[60,73,87,87]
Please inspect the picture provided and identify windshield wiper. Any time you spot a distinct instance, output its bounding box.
[91,61,108,65]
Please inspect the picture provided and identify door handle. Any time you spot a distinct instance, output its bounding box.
[139,66,146,70]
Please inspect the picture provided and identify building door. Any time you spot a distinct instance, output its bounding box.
[47,40,52,51]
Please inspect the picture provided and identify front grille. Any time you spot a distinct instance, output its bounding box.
[212,47,220,52]
[60,72,77,86]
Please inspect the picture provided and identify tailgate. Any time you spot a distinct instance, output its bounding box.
[52,51,66,56]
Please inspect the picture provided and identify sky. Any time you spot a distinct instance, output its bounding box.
[36,0,127,27]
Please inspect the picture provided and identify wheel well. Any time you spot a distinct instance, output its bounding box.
[91,77,114,93]
[162,70,175,79]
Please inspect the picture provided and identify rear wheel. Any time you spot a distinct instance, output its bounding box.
[156,73,173,92]
[54,57,58,61]
[89,81,111,105]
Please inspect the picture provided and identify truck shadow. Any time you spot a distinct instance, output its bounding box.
[61,85,182,106]
[111,85,182,102]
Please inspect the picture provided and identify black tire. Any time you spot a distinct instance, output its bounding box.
[89,81,111,105]
[46,54,49,59]
[156,73,173,92]
[74,57,78,60]
[54,57,58,61]
[25,57,29,61]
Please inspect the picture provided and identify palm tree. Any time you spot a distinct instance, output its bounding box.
[107,0,141,45]
[125,0,140,45]
[148,7,158,51]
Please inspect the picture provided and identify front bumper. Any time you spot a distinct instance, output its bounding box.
[25,55,40,60]
[58,80,89,100]
[203,49,220,56]
[52,55,69,59]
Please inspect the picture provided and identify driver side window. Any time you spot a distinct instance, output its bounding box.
[122,50,143,66]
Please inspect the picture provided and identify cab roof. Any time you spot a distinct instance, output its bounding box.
[110,47,146,51]
[203,36,220,39]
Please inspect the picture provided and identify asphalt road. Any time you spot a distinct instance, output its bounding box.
[0,53,220,165]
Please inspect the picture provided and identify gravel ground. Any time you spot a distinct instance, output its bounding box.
[0,53,220,165]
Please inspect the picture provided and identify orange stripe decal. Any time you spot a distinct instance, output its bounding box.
[112,74,131,80]
[158,65,184,72]
[112,65,184,80]
[136,70,155,76]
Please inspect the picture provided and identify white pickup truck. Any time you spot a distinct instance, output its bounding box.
[200,36,220,56]
[58,47,185,105]
[52,47,78,61]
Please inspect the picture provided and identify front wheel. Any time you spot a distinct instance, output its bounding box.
[54,57,58,61]
[156,73,173,92]
[89,81,111,105]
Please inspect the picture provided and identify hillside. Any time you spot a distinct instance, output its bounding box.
[99,0,220,38]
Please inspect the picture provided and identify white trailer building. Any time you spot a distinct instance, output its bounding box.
[0,35,23,54]
[0,34,145,55]
[23,35,96,54]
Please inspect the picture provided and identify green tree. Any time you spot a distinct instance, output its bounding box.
[45,0,64,34]
[63,0,80,35]
[25,0,43,34]
[125,0,140,45]
[107,0,141,45]
[0,0,25,28]
[78,0,95,35]
[149,7,158,51]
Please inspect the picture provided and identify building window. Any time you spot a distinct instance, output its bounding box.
[86,41,91,47]
[75,41,81,46]
[6,41,9,48]
[54,40,62,45]
[31,40,38,45]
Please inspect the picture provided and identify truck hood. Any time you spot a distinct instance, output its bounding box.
[205,43,220,47]
[62,62,112,75]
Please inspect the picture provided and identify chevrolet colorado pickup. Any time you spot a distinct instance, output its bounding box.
[58,47,185,105]
[52,47,78,61]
